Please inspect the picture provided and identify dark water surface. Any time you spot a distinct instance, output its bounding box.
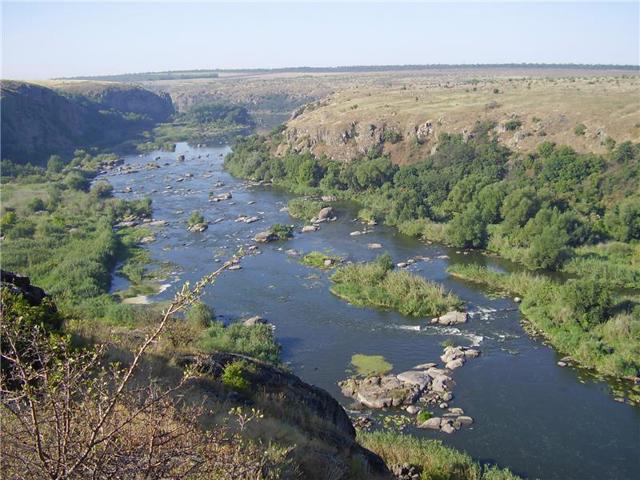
[103,143,639,480]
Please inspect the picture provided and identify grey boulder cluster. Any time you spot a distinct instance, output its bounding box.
[339,345,480,434]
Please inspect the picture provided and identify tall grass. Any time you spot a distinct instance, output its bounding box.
[357,431,521,480]
[331,262,461,317]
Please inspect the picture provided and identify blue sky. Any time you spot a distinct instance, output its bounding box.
[2,1,639,79]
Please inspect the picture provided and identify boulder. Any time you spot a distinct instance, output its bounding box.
[188,223,208,233]
[323,259,334,267]
[430,375,452,393]
[419,417,442,430]
[448,407,464,415]
[339,375,420,409]
[457,416,474,426]
[396,370,431,389]
[431,311,468,326]
[440,421,455,434]
[321,195,337,202]
[413,362,437,370]
[405,405,420,415]
[254,231,277,243]
[367,243,383,249]
[243,316,267,327]
[317,206,334,220]
[445,358,465,370]
[301,225,319,233]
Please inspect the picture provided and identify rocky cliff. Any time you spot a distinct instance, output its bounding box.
[0,80,174,165]
[276,76,640,164]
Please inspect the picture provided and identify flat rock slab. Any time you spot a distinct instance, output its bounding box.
[396,370,431,389]
[430,311,468,326]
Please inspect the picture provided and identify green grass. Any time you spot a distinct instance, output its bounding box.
[350,354,393,376]
[562,242,640,289]
[448,263,640,381]
[199,321,281,364]
[331,261,462,317]
[300,251,341,269]
[357,431,521,480]
[398,218,449,243]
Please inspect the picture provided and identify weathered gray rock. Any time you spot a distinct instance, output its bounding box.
[396,370,431,389]
[413,362,437,370]
[317,206,334,220]
[254,231,277,243]
[301,225,319,233]
[243,316,267,327]
[367,243,383,249]
[448,407,464,415]
[405,405,420,415]
[431,311,468,326]
[419,417,442,430]
[445,358,465,370]
[339,375,419,409]
[440,421,455,434]
[188,223,208,233]
[457,416,474,426]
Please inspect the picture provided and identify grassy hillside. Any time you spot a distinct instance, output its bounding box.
[283,75,640,163]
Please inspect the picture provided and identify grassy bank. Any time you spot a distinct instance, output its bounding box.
[358,431,521,480]
[1,152,161,331]
[330,255,462,317]
[300,251,341,269]
[448,264,640,382]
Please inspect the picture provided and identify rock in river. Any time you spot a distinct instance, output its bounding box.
[430,310,468,326]
[188,223,208,233]
[339,375,420,409]
[317,206,334,221]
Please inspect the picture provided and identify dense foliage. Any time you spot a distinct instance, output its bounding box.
[225,129,640,280]
[448,264,640,381]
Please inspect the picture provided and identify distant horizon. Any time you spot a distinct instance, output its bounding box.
[3,2,638,80]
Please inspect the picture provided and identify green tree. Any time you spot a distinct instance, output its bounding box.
[447,204,488,248]
[47,155,64,173]
[562,279,612,329]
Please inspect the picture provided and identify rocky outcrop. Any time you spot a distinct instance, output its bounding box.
[1,270,48,306]
[339,345,480,435]
[430,310,468,326]
[179,352,390,479]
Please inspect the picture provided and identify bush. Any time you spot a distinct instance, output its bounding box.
[574,123,587,136]
[562,279,613,330]
[187,301,215,329]
[64,171,90,191]
[91,180,114,199]
[269,224,293,240]
[504,119,522,131]
[188,211,205,227]
[27,197,46,212]
[221,360,254,392]
[300,251,341,269]
[416,410,433,423]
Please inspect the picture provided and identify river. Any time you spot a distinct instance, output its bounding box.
[102,142,639,480]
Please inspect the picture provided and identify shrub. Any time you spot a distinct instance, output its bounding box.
[416,410,433,424]
[27,197,46,212]
[287,198,326,221]
[300,251,341,269]
[188,211,205,227]
[47,155,64,173]
[91,180,114,199]
[504,119,522,131]
[221,360,253,392]
[64,171,90,191]
[574,123,587,136]
[562,279,613,330]
[187,301,215,329]
[269,224,293,240]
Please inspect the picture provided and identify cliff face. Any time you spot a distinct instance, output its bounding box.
[0,80,174,165]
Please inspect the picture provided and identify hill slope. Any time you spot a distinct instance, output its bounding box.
[1,80,173,164]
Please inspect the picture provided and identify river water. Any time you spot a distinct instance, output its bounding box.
[103,143,639,480]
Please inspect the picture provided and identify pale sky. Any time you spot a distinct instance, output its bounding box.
[2,1,639,79]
